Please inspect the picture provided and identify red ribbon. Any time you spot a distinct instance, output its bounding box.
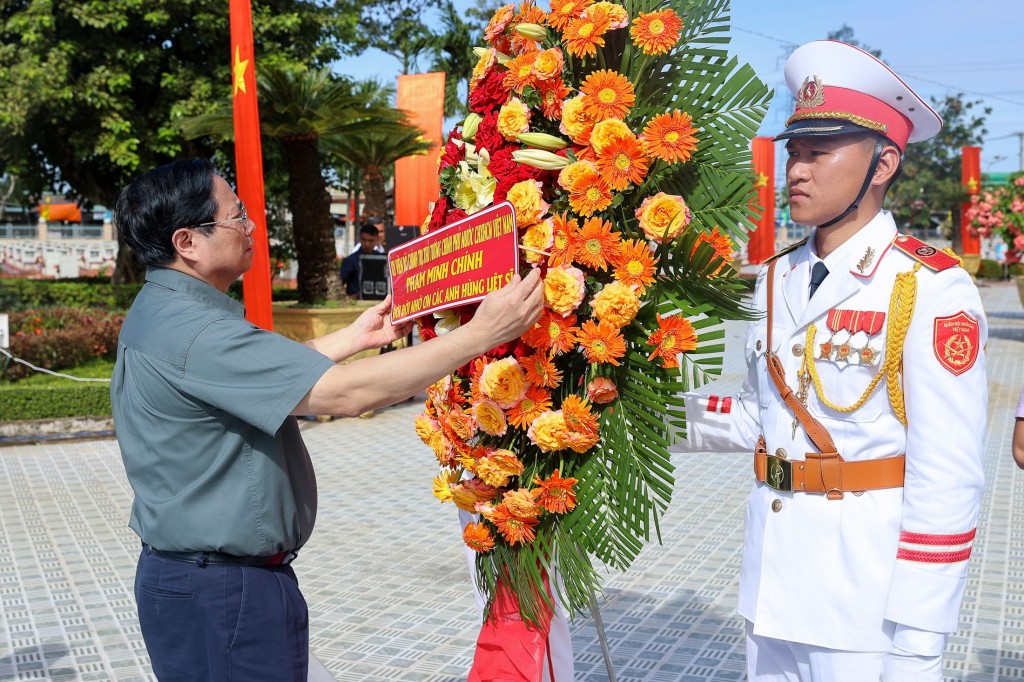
[826,309,885,336]
[468,578,555,682]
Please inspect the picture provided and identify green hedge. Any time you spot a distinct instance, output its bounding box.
[0,278,144,311]
[1,383,111,420]
[977,258,1024,280]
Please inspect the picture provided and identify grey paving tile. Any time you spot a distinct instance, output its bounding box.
[0,280,1022,680]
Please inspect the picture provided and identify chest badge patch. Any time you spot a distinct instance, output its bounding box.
[933,312,980,376]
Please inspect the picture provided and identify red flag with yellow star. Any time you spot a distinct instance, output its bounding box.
[747,137,775,264]
[230,0,273,330]
[960,146,981,256]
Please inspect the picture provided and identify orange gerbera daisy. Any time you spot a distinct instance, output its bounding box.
[522,310,580,354]
[548,0,592,31]
[520,349,563,388]
[629,8,683,55]
[488,503,539,545]
[581,69,635,121]
[578,319,627,365]
[548,212,579,267]
[642,110,699,163]
[568,169,613,216]
[503,52,538,93]
[562,4,611,59]
[647,313,697,369]
[612,238,658,293]
[538,78,571,120]
[532,469,578,514]
[693,226,735,273]
[596,135,649,190]
[463,521,496,553]
[560,394,600,452]
[573,216,620,270]
[507,384,554,429]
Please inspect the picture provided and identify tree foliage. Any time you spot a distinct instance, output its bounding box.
[353,0,444,74]
[0,0,354,282]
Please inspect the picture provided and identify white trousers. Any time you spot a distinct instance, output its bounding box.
[459,509,575,682]
[746,620,885,682]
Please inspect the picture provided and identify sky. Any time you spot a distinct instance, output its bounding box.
[332,0,1024,180]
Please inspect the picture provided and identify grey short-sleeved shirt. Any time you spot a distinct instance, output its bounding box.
[110,267,337,556]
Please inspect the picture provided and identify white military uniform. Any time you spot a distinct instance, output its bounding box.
[676,210,987,665]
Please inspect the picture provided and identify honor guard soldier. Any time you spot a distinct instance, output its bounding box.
[673,41,987,681]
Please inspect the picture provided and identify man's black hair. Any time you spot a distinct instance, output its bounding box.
[113,159,218,266]
[359,223,380,237]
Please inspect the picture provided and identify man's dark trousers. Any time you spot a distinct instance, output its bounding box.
[134,545,308,681]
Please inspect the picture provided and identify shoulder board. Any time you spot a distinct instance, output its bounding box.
[891,234,961,272]
[764,238,808,264]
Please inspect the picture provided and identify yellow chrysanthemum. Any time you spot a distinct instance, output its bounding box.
[522,219,554,265]
[532,47,565,82]
[543,265,586,316]
[474,398,508,436]
[474,448,525,488]
[559,94,596,144]
[527,410,570,452]
[635,191,692,242]
[497,97,532,141]
[479,356,529,408]
[506,179,549,227]
[591,281,640,328]
[589,118,634,156]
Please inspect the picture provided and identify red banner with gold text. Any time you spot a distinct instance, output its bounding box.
[389,202,519,324]
[394,73,446,229]
[960,146,981,256]
[748,137,776,264]
[230,0,273,330]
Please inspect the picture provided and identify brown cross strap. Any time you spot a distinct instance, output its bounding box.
[765,258,838,456]
[759,257,906,499]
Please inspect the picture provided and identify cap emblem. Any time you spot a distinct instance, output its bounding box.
[796,76,825,109]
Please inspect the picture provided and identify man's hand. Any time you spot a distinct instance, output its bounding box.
[467,268,544,349]
[351,295,414,351]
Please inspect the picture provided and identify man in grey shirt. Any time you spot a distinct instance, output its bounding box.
[111,158,542,681]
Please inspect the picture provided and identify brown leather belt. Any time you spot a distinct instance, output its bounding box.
[754,447,905,496]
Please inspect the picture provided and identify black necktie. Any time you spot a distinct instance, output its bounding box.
[808,262,829,299]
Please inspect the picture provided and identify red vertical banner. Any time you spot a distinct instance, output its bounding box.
[748,137,776,265]
[960,146,981,256]
[230,0,273,330]
[394,73,446,228]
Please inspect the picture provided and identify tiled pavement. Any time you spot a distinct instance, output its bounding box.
[2,279,1024,682]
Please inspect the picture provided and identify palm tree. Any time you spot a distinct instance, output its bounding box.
[430,1,477,118]
[182,65,405,304]
[324,126,433,220]
[323,78,433,221]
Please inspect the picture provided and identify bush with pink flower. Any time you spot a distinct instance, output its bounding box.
[968,172,1024,264]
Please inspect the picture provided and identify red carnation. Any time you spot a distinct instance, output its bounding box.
[428,195,451,233]
[469,69,511,115]
[473,110,508,156]
[439,130,465,169]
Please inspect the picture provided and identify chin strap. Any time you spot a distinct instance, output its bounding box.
[818,138,885,228]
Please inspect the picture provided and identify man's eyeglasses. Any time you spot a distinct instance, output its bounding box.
[190,206,253,235]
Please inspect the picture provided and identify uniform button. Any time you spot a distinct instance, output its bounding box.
[775,448,787,459]
[771,499,783,513]
[792,343,803,357]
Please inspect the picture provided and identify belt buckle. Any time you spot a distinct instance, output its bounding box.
[765,455,793,492]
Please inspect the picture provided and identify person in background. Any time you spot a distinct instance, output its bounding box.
[348,216,386,254]
[672,41,987,681]
[110,158,543,681]
[1012,387,1024,469]
[340,222,380,297]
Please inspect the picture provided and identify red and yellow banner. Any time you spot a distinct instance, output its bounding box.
[394,72,446,228]
[389,202,519,324]
[960,146,981,256]
[230,0,273,330]
[748,137,775,264]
